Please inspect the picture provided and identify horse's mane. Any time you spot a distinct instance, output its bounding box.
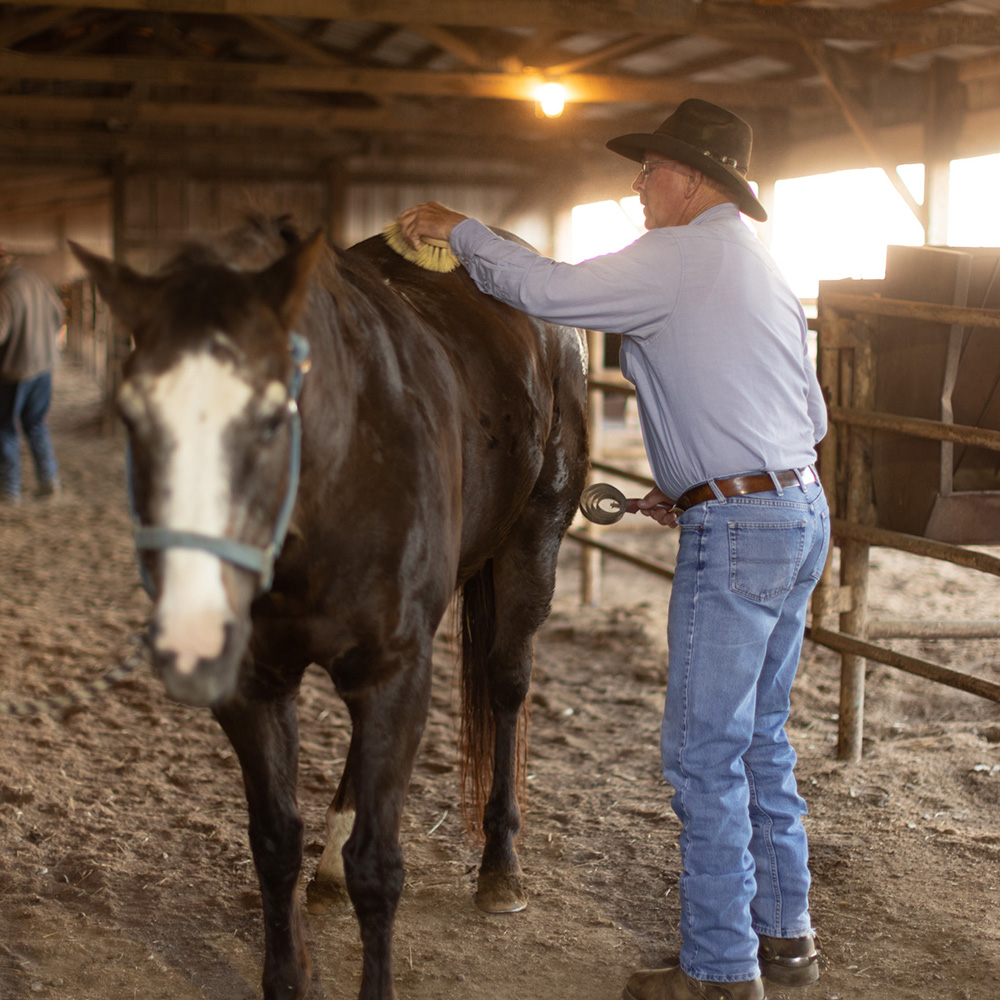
[158,214,390,324]
[162,214,318,274]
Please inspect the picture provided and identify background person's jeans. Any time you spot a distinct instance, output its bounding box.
[0,372,59,499]
[661,478,829,983]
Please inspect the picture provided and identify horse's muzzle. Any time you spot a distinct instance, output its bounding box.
[150,620,245,707]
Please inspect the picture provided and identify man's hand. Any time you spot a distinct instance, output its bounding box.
[397,202,468,249]
[625,485,680,529]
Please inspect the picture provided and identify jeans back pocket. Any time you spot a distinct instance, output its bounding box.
[728,520,807,603]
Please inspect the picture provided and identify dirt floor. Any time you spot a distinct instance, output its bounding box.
[2,361,1000,1000]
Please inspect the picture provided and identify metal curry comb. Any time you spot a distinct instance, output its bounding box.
[579,482,628,525]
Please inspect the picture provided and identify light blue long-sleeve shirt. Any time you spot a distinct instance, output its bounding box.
[450,204,827,500]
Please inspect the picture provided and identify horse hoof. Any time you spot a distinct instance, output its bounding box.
[305,876,349,915]
[474,872,527,914]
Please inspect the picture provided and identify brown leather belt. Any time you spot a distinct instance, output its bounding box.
[674,467,818,512]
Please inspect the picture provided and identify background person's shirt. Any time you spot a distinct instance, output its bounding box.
[0,264,64,383]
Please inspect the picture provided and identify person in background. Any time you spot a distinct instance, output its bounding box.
[0,250,63,503]
[398,99,829,1000]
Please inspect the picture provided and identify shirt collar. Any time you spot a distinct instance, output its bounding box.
[689,202,741,226]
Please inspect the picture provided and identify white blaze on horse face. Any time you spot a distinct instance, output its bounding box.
[149,347,254,675]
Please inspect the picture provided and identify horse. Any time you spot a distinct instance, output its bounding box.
[70,215,589,1000]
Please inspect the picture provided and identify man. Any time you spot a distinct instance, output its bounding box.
[400,98,829,1000]
[0,252,63,502]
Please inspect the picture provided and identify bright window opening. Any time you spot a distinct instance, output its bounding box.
[567,155,1000,302]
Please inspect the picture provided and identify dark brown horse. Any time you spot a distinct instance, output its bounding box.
[70,216,588,1000]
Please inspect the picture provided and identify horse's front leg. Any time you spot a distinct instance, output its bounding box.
[214,690,310,1000]
[335,645,432,1000]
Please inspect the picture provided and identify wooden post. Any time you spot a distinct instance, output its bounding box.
[837,315,877,761]
[923,58,963,247]
[581,328,606,605]
[811,310,842,630]
[67,279,83,362]
[104,154,129,435]
[322,159,347,245]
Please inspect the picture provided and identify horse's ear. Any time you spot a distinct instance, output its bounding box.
[68,241,157,340]
[256,229,325,330]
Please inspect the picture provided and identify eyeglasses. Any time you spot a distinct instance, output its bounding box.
[638,160,674,180]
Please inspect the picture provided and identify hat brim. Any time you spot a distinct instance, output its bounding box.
[607,131,768,222]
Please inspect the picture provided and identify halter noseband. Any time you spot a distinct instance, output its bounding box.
[129,332,311,599]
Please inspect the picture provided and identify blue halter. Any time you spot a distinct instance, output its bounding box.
[128,333,311,599]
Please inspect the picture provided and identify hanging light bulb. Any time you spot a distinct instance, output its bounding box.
[536,81,566,118]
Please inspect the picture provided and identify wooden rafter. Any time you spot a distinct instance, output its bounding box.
[0,50,832,108]
[15,0,1000,46]
[541,34,681,77]
[799,38,927,230]
[0,0,997,194]
[404,24,483,68]
[0,6,76,48]
[241,15,347,67]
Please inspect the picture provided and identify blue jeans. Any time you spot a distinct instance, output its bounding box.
[661,476,829,983]
[0,372,59,499]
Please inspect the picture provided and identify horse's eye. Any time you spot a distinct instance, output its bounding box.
[257,404,289,442]
[257,381,290,441]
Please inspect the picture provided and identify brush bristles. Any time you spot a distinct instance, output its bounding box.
[382,222,460,273]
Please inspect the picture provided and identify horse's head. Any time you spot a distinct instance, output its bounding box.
[70,229,324,707]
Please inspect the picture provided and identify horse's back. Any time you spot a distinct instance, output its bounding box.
[346,232,588,565]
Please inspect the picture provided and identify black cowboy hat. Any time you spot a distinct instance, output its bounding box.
[606,98,767,222]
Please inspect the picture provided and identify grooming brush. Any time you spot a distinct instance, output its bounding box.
[579,483,629,524]
[382,222,460,273]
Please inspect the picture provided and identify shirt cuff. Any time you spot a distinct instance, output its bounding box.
[450,217,499,262]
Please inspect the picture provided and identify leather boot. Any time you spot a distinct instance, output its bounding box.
[757,934,820,986]
[623,966,765,1000]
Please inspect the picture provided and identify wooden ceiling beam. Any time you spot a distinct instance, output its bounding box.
[799,38,926,228]
[541,34,682,77]
[0,122,566,185]
[0,176,110,215]
[0,51,831,109]
[959,52,1000,83]
[0,123,356,164]
[0,93,397,131]
[0,94,691,159]
[404,24,484,68]
[240,15,348,67]
[0,6,78,47]
[720,3,1000,47]
[17,0,1000,46]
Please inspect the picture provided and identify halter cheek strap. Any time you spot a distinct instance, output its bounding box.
[128,332,310,599]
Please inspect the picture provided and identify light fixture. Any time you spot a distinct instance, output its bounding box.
[535,81,566,118]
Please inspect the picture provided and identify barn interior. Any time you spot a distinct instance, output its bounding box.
[4,7,1000,998]
[1,0,999,282]
[3,0,1000,740]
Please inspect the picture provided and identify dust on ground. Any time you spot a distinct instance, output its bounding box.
[2,362,999,1000]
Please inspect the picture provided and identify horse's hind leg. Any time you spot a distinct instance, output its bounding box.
[306,748,356,913]
[469,507,568,914]
[213,692,311,1000]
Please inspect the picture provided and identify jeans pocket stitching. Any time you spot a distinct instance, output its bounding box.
[728,520,807,603]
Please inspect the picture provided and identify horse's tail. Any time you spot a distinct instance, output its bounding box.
[459,560,527,840]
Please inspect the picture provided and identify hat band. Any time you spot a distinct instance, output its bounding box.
[700,148,746,175]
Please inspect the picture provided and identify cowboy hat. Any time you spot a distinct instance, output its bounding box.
[606,99,767,221]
